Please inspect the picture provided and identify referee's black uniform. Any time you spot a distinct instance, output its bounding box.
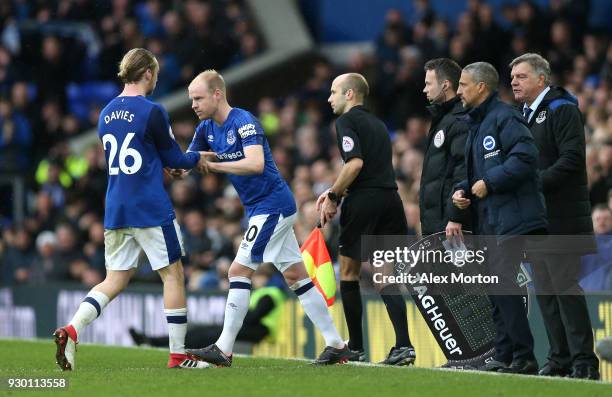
[335,105,409,259]
[335,104,413,363]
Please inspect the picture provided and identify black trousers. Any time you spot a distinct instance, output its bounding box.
[486,236,535,362]
[531,254,599,368]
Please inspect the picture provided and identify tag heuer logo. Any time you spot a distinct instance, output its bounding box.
[536,110,546,124]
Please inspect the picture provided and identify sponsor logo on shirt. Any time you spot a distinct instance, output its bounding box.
[227,129,236,145]
[208,135,214,142]
[342,136,354,152]
[217,151,244,160]
[483,135,496,151]
[434,130,445,148]
[238,123,257,138]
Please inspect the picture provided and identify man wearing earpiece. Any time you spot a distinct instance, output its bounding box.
[420,58,471,238]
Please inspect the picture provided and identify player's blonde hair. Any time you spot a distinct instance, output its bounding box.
[117,48,158,84]
[189,69,226,95]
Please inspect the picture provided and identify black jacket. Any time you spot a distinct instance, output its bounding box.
[457,93,547,241]
[526,87,596,252]
[419,96,470,235]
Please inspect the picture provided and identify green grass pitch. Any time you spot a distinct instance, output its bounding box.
[0,339,610,397]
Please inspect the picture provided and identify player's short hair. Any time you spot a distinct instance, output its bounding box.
[509,53,552,85]
[340,73,369,98]
[424,58,462,91]
[191,69,226,95]
[117,48,158,84]
[463,62,499,91]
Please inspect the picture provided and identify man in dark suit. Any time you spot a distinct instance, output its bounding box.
[510,53,599,380]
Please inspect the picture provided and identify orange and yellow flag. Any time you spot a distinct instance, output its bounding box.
[300,227,336,306]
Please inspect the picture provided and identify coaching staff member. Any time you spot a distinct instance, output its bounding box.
[453,62,547,374]
[510,53,599,379]
[317,73,415,366]
[421,58,470,236]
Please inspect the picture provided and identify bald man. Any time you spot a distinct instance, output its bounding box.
[318,73,416,365]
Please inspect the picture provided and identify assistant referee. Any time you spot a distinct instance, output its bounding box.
[317,73,415,365]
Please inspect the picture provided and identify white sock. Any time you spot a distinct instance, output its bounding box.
[165,308,188,355]
[69,290,110,337]
[216,276,251,354]
[292,278,343,348]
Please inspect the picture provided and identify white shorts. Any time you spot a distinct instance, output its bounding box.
[104,219,185,271]
[235,213,303,272]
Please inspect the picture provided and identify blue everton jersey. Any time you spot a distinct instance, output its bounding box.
[99,96,200,229]
[188,108,296,217]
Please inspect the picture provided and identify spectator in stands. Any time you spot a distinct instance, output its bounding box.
[580,205,612,291]
[24,190,58,234]
[28,230,58,284]
[182,209,216,278]
[36,36,71,105]
[0,227,35,285]
[0,96,32,170]
[51,223,82,281]
[83,220,105,274]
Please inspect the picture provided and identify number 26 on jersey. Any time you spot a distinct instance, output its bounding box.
[102,133,143,175]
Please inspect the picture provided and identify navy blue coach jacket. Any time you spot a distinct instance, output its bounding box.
[455,92,547,242]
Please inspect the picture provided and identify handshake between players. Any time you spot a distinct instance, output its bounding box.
[165,151,217,179]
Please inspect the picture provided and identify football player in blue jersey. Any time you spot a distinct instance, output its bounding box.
[53,48,210,371]
[183,70,351,366]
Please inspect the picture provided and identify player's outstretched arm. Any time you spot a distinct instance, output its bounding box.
[158,143,201,170]
[149,106,201,170]
[207,145,264,175]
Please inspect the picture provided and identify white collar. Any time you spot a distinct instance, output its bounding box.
[523,86,551,122]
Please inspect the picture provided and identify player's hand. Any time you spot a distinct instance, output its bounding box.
[319,197,337,227]
[196,159,208,174]
[471,180,488,199]
[165,168,190,179]
[445,221,463,239]
[452,190,471,209]
[199,151,217,160]
[196,152,215,173]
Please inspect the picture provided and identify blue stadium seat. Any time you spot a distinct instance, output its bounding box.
[66,81,120,124]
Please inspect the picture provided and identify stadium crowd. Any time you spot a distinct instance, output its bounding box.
[0,0,610,291]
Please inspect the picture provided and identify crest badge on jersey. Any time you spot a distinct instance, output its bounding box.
[483,135,496,151]
[536,110,546,124]
[434,130,445,148]
[227,130,236,145]
[342,136,354,152]
[208,134,214,142]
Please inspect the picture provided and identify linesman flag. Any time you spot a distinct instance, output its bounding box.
[300,227,336,306]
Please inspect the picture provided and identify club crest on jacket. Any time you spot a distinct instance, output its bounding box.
[434,130,445,148]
